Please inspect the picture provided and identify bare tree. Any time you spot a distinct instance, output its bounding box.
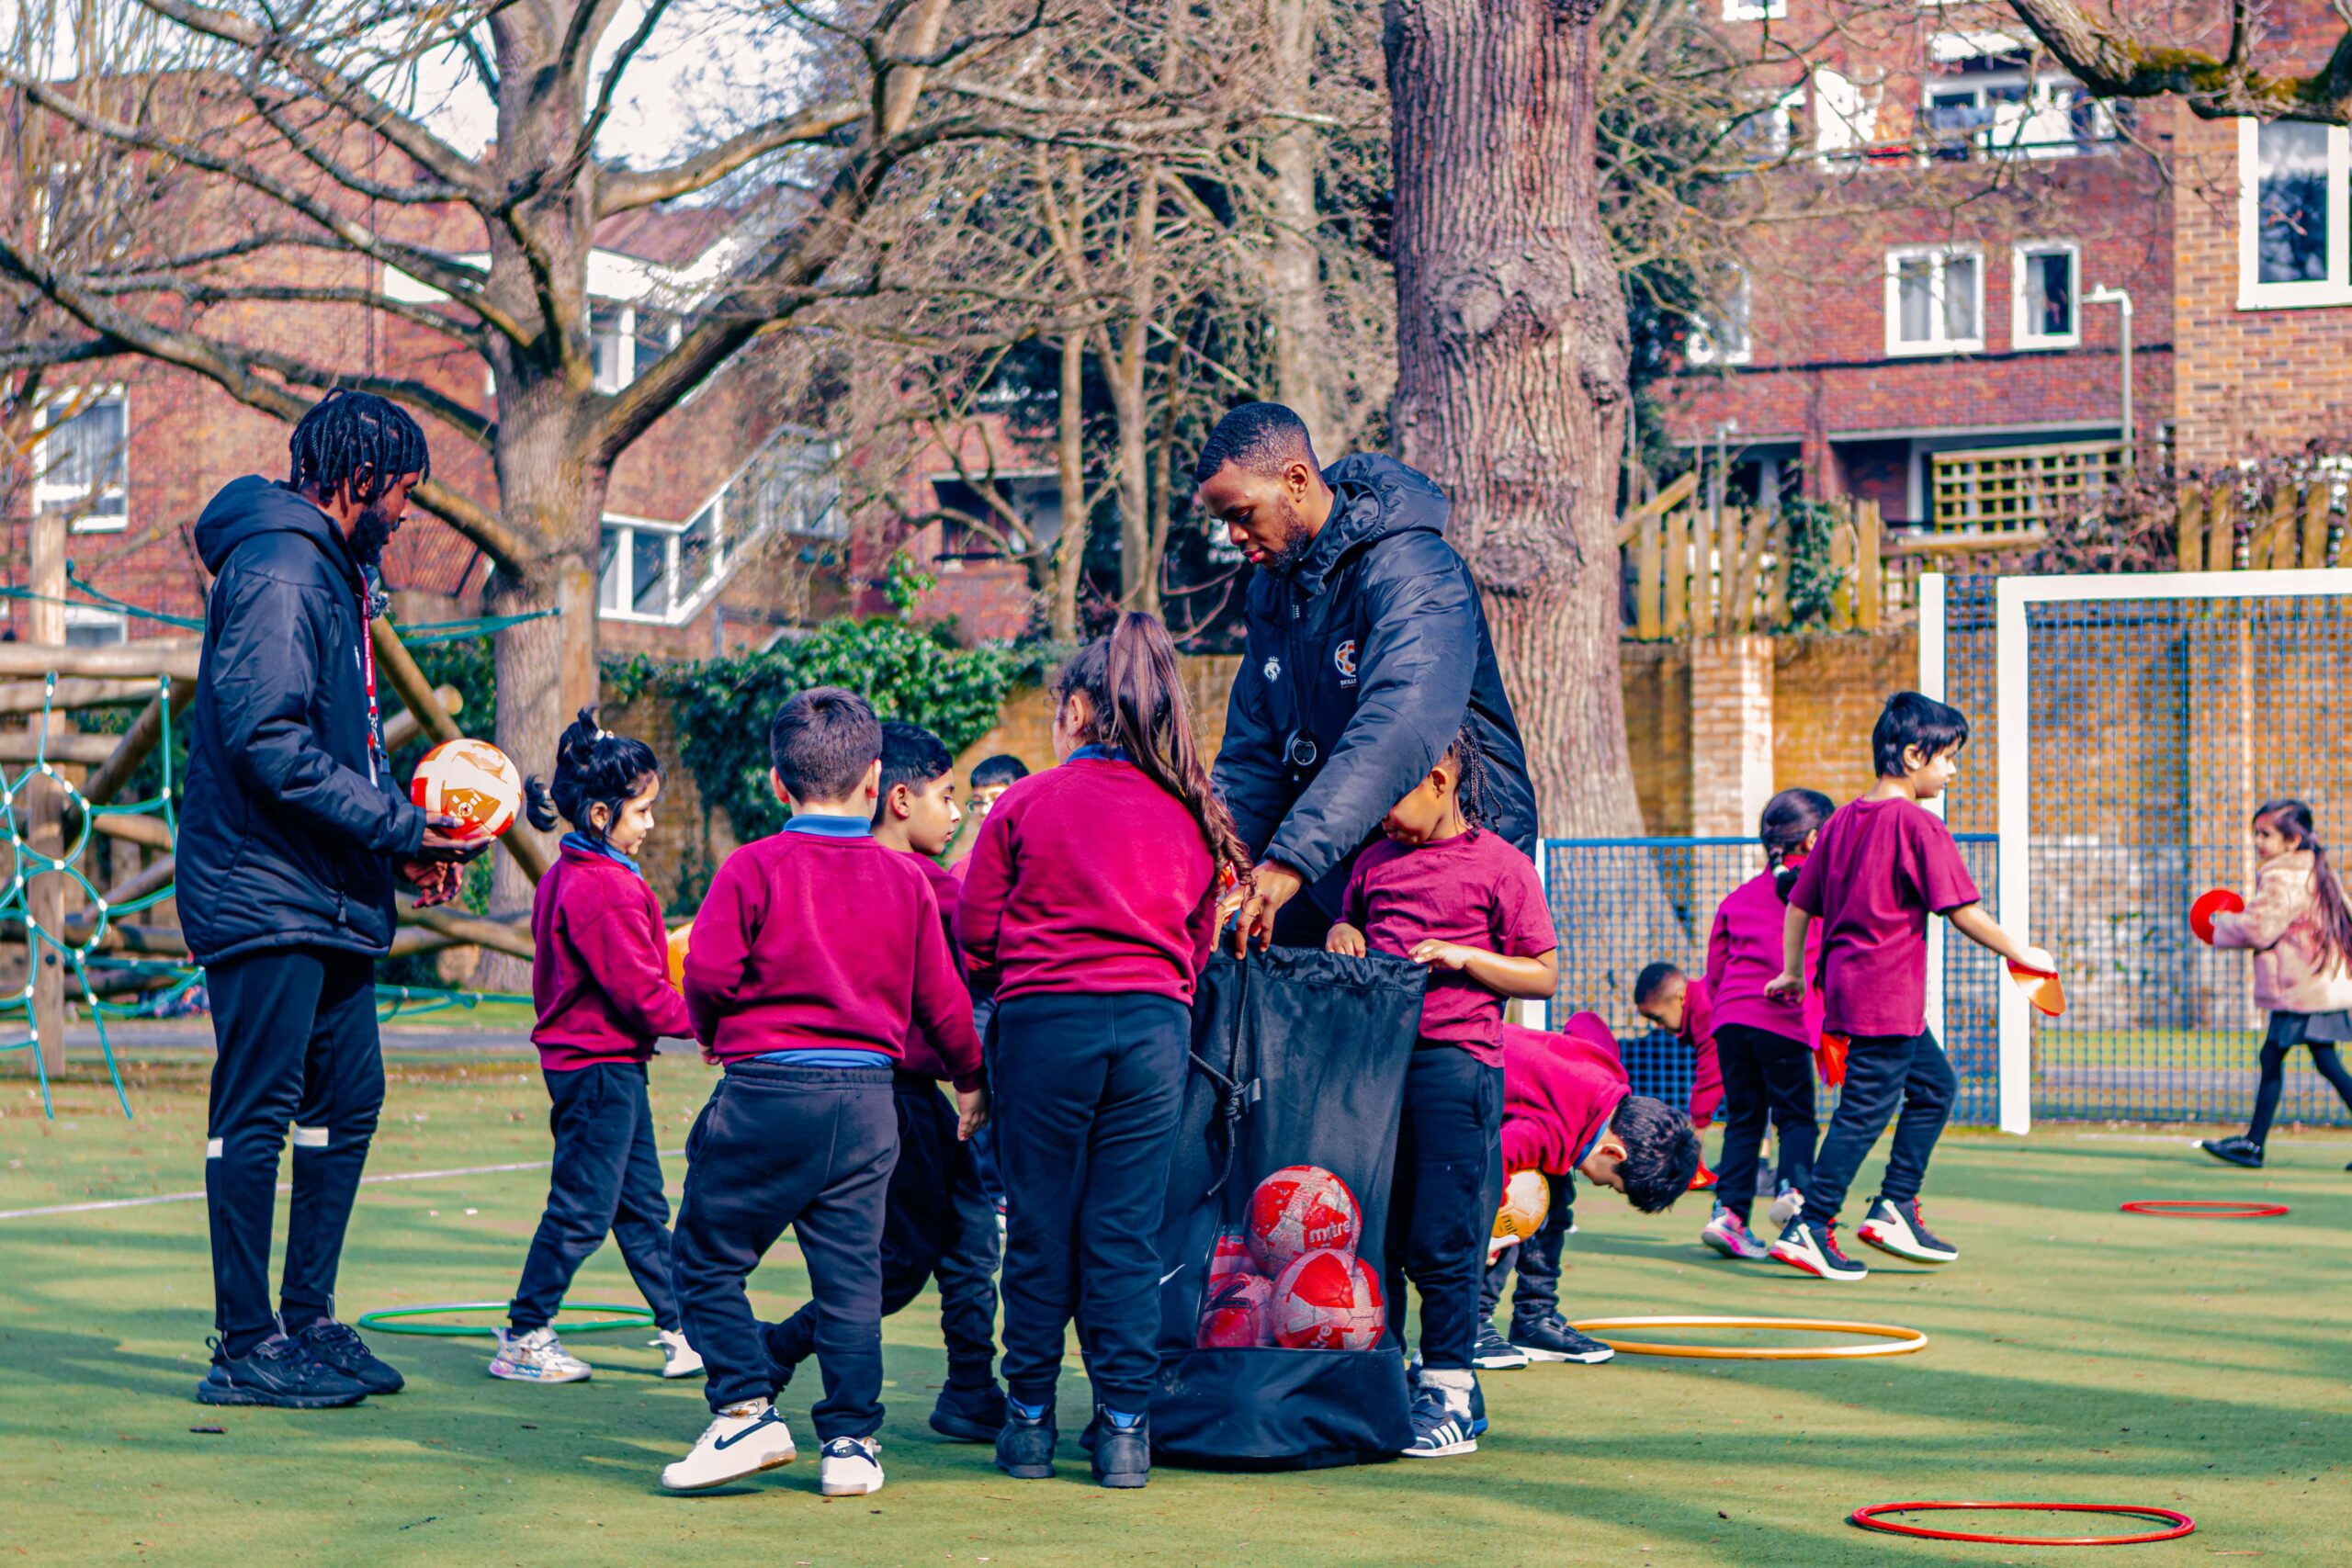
[0,0,1112,959]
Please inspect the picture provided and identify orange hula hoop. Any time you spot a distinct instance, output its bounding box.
[1568,1314,1928,1360]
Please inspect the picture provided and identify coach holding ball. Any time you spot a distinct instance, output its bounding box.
[182,392,485,1409]
[1199,402,1537,947]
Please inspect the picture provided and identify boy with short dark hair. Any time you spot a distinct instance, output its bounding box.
[1633,961,1724,1130]
[1764,692,2050,1282]
[666,690,985,1498]
[1476,1016,1701,1371]
[760,721,1008,1443]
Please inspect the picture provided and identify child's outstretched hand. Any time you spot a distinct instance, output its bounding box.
[2017,944,2057,975]
[1325,921,1368,958]
[1762,969,1804,1001]
[956,1085,989,1142]
[1409,940,1476,972]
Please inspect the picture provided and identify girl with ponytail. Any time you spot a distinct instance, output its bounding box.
[2199,799,2352,1169]
[493,709,702,1385]
[1693,788,1835,1264]
[955,613,1238,1489]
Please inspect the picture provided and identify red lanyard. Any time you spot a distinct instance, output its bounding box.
[358,585,381,784]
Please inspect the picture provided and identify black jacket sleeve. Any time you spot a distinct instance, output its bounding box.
[1266,536,1476,886]
[209,566,426,857]
[1213,643,1290,860]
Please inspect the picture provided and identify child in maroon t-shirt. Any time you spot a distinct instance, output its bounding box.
[1765,693,2051,1282]
[1328,727,1557,1459]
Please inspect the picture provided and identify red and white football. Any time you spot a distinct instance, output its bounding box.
[1271,1247,1385,1350]
[1196,1270,1274,1348]
[1246,1165,1362,1276]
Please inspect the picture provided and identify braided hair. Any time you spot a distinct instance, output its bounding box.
[288,389,431,506]
[525,707,662,846]
[1761,787,1834,899]
[1444,722,1495,838]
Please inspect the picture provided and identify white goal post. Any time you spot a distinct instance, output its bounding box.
[1975,569,2352,1134]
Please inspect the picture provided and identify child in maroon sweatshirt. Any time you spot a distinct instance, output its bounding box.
[665,689,983,1501]
[1327,724,1557,1459]
[758,721,1007,1446]
[957,614,1239,1491]
[495,710,697,1388]
[1691,788,1830,1264]
[1767,693,2049,1282]
[1478,1016,1699,1370]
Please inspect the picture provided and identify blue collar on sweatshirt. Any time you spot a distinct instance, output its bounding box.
[561,830,643,879]
[782,813,873,839]
[1069,744,1134,763]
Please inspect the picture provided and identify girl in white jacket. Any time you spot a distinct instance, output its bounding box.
[2199,800,2352,1169]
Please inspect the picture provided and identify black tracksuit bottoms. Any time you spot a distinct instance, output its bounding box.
[763,1073,1002,1390]
[1480,1171,1573,1327]
[672,1060,897,1431]
[1802,1028,1955,1226]
[1713,1022,1820,1226]
[1385,1043,1506,1374]
[992,990,1189,1416]
[508,1060,682,1334]
[204,946,383,1359]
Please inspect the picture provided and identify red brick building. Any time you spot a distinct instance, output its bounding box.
[1657,3,2352,519]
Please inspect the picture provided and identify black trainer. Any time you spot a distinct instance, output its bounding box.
[1091,1414,1149,1489]
[195,1334,369,1408]
[1399,1386,1477,1458]
[2199,1136,2264,1169]
[1472,1322,1529,1370]
[930,1380,1008,1443]
[996,1403,1057,1480]
[1510,1313,1616,1365]
[290,1318,404,1394]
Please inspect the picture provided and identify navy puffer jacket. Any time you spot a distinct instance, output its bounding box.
[1212,454,1537,920]
[178,477,425,964]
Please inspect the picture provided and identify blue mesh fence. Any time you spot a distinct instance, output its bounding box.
[1940,576,2352,1125]
[1541,835,2003,1127]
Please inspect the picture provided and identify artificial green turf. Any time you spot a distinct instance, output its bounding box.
[3,1052,2347,1567]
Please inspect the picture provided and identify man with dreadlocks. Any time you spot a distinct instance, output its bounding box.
[181,390,487,1409]
[1194,401,1537,952]
[1325,724,1560,1458]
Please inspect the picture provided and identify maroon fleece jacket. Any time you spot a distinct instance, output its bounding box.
[684,827,983,1089]
[898,852,976,1081]
[1499,1015,1631,1177]
[530,841,693,1071]
[955,755,1219,1004]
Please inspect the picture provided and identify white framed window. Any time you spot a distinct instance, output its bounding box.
[1687,269,1753,366]
[599,509,729,624]
[590,303,683,392]
[32,388,129,532]
[1722,0,1784,17]
[2011,242,2080,348]
[1885,246,1984,355]
[62,606,128,647]
[2238,117,2352,308]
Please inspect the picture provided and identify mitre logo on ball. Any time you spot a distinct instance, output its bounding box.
[1246,1165,1362,1276]
[410,738,523,838]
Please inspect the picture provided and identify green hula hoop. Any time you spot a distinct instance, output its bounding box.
[355,1301,658,1337]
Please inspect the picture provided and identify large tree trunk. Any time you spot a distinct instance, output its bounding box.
[1266,0,1329,448]
[1051,333,1089,642]
[1108,167,1162,614]
[1384,0,1639,840]
[475,392,605,990]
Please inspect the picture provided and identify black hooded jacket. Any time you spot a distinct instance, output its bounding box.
[1212,454,1537,920]
[179,476,425,965]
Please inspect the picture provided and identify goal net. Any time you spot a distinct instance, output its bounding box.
[1928,569,2352,1133]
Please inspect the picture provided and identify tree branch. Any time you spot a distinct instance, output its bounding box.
[129,0,487,190]
[2006,0,2352,122]
[596,97,867,215]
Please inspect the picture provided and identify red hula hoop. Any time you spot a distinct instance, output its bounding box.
[2119,1199,2290,1218]
[1850,1501,2197,1546]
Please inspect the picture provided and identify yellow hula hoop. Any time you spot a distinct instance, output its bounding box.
[1569,1314,1929,1360]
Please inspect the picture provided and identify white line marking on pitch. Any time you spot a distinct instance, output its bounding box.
[0,1150,685,1222]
